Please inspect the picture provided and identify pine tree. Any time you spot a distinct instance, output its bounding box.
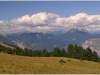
[42,49,48,57]
[15,47,22,55]
[78,46,84,59]
[92,51,99,62]
[66,44,74,57]
[52,47,61,57]
[73,44,79,58]
[61,48,66,57]
[38,50,42,57]
[85,47,93,61]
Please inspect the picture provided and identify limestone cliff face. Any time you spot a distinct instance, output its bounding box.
[82,38,100,56]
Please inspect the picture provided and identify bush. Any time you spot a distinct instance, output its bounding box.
[59,59,66,64]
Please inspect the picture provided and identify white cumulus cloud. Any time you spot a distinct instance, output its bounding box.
[11,12,59,26]
[1,12,100,34]
[51,12,100,33]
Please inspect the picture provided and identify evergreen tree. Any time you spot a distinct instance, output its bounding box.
[27,49,33,56]
[42,49,48,57]
[20,48,29,56]
[73,44,79,58]
[46,51,50,57]
[85,47,93,61]
[6,49,13,54]
[61,48,66,57]
[92,51,99,61]
[15,47,22,55]
[81,49,86,60]
[38,50,42,57]
[78,46,84,59]
[52,47,61,57]
[66,44,74,57]
[0,45,3,52]
[33,50,38,56]
[20,50,27,56]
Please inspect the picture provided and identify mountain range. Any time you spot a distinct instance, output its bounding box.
[0,28,100,51]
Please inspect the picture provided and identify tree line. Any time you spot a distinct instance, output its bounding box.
[67,44,100,62]
[0,43,100,62]
[0,45,66,57]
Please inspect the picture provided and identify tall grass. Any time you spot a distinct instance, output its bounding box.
[0,53,100,74]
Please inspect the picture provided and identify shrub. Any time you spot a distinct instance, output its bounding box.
[59,59,66,64]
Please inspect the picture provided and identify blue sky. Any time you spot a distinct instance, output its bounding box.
[1,1,100,34]
[0,1,100,21]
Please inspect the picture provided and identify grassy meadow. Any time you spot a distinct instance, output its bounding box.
[0,52,100,74]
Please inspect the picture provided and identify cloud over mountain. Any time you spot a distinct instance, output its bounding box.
[1,12,100,34]
[52,12,100,32]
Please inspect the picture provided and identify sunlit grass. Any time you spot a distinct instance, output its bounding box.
[0,42,14,49]
[0,52,100,74]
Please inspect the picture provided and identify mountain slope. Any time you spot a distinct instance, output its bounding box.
[7,28,100,50]
[0,31,29,49]
[82,38,100,56]
[58,28,94,45]
[1,28,100,51]
[9,32,66,50]
[0,32,15,46]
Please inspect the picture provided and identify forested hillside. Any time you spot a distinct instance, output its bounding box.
[0,42,100,62]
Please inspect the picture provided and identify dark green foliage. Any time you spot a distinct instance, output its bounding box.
[0,42,100,62]
[27,49,34,56]
[85,47,93,61]
[52,47,67,57]
[61,48,66,57]
[0,45,14,54]
[66,44,100,62]
[59,59,66,64]
[0,44,67,57]
[52,47,62,57]
[42,49,49,57]
[66,44,74,57]
[92,51,99,61]
[37,50,42,57]
[15,47,22,55]
[32,50,39,57]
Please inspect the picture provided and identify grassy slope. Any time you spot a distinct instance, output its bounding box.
[0,53,100,74]
[0,42,14,49]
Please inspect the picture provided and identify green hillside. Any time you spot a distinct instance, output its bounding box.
[0,53,100,74]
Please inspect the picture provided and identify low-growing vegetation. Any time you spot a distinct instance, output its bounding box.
[0,43,100,62]
[0,42,100,74]
[59,59,66,64]
[0,53,100,74]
